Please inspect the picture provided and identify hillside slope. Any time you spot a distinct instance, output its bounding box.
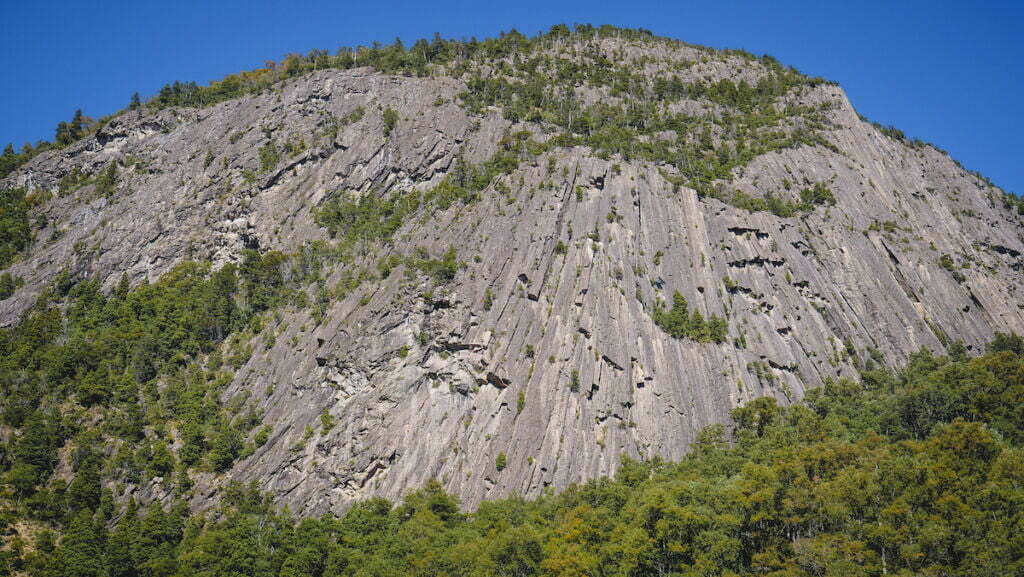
[1,26,1021,517]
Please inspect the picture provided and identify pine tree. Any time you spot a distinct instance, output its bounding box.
[55,121,73,146]
[13,411,58,479]
[70,109,85,139]
[106,501,140,577]
[57,510,107,577]
[66,455,102,513]
[209,421,243,472]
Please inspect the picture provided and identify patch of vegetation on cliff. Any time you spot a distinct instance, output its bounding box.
[652,290,728,343]
[315,189,420,252]
[693,181,836,217]
[0,188,33,268]
[0,273,23,300]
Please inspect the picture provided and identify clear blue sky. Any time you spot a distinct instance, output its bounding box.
[3,0,1021,193]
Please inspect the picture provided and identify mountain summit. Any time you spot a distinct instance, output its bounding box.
[1,25,1021,519]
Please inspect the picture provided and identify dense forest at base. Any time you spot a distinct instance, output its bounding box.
[2,329,1022,576]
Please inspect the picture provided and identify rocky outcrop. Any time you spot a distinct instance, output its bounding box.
[2,39,1021,516]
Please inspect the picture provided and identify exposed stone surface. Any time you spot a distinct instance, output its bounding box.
[3,45,1022,515]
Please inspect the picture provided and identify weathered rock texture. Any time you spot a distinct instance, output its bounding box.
[3,38,1022,515]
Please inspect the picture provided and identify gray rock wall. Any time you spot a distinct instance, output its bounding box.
[3,63,1021,514]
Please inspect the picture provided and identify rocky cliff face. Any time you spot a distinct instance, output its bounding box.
[3,31,1022,515]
